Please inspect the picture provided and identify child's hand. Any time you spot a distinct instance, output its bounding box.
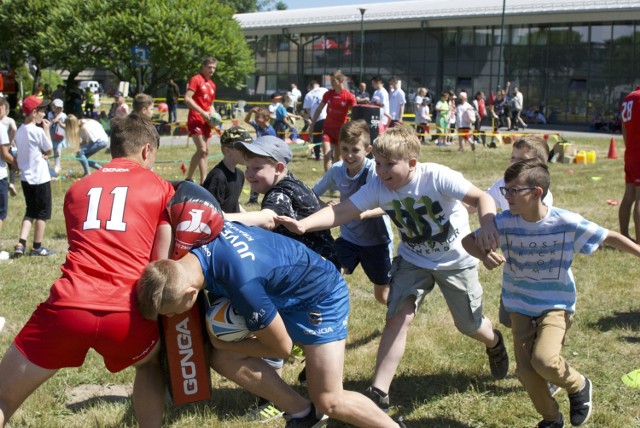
[482,250,505,270]
[275,215,305,234]
[476,222,500,251]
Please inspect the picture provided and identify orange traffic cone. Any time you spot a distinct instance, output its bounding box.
[608,137,618,159]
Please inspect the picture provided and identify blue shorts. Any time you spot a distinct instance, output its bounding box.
[281,279,350,346]
[0,178,7,220]
[335,237,392,286]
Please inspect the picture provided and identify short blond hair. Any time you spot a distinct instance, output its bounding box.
[372,125,421,160]
[136,259,184,320]
[513,135,550,164]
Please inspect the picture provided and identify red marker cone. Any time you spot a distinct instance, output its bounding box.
[608,137,618,159]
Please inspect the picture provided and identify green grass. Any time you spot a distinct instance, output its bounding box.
[1,134,639,427]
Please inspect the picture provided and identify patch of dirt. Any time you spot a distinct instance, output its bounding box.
[65,384,132,410]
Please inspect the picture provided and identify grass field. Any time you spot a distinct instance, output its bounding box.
[0,131,639,427]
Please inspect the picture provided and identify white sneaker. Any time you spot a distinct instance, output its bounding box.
[54,165,61,174]
[0,317,5,333]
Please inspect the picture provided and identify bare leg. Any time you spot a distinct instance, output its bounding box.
[468,316,499,348]
[186,134,209,183]
[33,219,47,245]
[0,344,58,426]
[305,341,398,427]
[371,298,415,394]
[619,183,636,241]
[322,140,332,172]
[373,284,389,305]
[132,343,165,428]
[210,348,309,414]
[18,218,33,242]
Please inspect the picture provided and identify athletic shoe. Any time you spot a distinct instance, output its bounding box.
[290,344,305,360]
[0,317,5,334]
[537,414,564,428]
[13,243,25,258]
[486,329,509,379]
[568,377,592,426]
[548,381,563,397]
[397,416,408,428]
[8,183,16,197]
[30,247,56,257]
[245,399,284,423]
[364,386,390,413]
[284,405,328,428]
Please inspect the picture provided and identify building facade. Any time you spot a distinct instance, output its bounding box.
[233,0,640,125]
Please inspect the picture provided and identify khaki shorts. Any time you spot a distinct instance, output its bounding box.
[387,256,484,335]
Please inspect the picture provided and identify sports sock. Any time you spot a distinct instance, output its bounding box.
[33,242,42,250]
[289,405,312,419]
[19,239,27,248]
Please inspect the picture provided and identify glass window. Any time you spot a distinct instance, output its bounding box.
[591,25,611,44]
[475,27,492,46]
[511,27,529,45]
[548,27,570,45]
[531,27,548,45]
[460,28,474,45]
[570,26,589,44]
[444,29,457,46]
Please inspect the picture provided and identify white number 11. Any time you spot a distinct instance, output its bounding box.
[83,187,128,231]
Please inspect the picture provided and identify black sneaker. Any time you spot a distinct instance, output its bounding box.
[13,243,25,258]
[364,386,390,413]
[284,405,328,428]
[486,329,509,379]
[30,247,56,257]
[569,377,592,426]
[537,414,564,428]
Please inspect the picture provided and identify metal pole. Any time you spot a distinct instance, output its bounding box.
[359,8,366,84]
[498,0,506,90]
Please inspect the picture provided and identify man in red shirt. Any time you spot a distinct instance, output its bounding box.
[0,114,175,427]
[310,69,356,171]
[620,86,640,242]
[185,56,218,183]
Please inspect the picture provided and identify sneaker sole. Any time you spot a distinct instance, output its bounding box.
[572,379,592,426]
[311,414,329,428]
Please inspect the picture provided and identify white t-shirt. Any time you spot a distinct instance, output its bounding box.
[455,102,475,128]
[372,87,390,126]
[0,122,8,180]
[487,177,554,212]
[349,162,476,270]
[0,116,17,141]
[303,87,328,121]
[388,88,406,121]
[80,119,109,143]
[15,123,52,185]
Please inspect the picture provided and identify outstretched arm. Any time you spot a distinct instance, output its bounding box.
[225,209,278,230]
[603,230,640,257]
[462,233,505,270]
[276,200,362,234]
[462,185,499,251]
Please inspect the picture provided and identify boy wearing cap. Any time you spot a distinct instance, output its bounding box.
[48,99,67,174]
[13,95,55,257]
[226,135,339,268]
[202,126,252,213]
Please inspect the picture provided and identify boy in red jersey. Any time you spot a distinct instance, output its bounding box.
[310,69,357,172]
[185,56,218,183]
[619,85,640,243]
[0,114,175,428]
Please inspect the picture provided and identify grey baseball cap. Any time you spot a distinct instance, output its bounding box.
[235,135,292,165]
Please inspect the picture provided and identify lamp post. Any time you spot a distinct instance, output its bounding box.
[359,8,366,84]
[498,0,506,90]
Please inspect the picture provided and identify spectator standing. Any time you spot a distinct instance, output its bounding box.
[47,99,67,174]
[388,76,406,127]
[510,86,526,130]
[456,91,476,152]
[109,91,130,119]
[355,82,371,104]
[13,96,55,257]
[184,57,218,183]
[0,97,17,196]
[472,91,487,145]
[288,82,302,114]
[0,119,12,250]
[435,91,450,146]
[302,80,328,161]
[619,85,640,243]
[166,79,180,123]
[371,76,390,133]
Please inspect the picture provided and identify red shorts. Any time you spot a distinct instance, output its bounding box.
[322,127,342,145]
[188,119,212,140]
[14,303,159,373]
[625,156,640,185]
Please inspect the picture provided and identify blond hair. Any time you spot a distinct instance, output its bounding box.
[372,125,421,160]
[64,114,81,148]
[339,119,370,148]
[513,135,550,164]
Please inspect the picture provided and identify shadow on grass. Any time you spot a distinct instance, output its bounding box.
[589,310,640,335]
[346,328,382,351]
[401,416,476,428]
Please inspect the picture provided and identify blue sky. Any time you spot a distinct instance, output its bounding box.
[283,0,394,9]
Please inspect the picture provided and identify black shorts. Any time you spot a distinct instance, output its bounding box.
[335,237,392,286]
[22,180,52,220]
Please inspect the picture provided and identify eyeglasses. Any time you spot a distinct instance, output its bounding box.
[499,186,537,197]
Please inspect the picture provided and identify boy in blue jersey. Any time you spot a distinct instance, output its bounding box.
[313,119,394,304]
[137,220,404,428]
[462,158,640,428]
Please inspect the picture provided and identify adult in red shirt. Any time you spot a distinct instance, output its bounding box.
[185,56,218,183]
[310,69,356,172]
[620,86,640,242]
[0,114,175,428]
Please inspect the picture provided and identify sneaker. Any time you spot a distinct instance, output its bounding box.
[486,329,509,379]
[284,405,328,428]
[30,247,56,257]
[290,344,305,360]
[397,416,408,428]
[246,399,284,423]
[568,377,592,426]
[548,381,563,397]
[364,386,390,413]
[13,243,25,258]
[8,183,17,197]
[0,316,5,333]
[537,414,564,428]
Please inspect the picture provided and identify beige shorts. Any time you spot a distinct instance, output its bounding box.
[387,256,484,335]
